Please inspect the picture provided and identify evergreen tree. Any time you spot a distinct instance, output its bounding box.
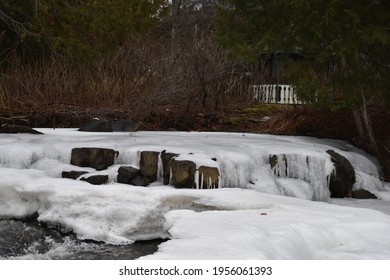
[214,0,390,153]
[0,0,168,64]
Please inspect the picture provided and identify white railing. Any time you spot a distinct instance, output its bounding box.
[252,84,303,104]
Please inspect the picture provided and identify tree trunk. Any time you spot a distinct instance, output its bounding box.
[352,106,378,155]
[352,109,365,142]
[362,102,378,155]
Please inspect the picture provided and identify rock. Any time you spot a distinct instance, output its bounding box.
[170,159,197,188]
[111,119,139,132]
[118,166,140,179]
[326,150,356,198]
[197,166,220,189]
[117,166,146,186]
[78,119,139,132]
[0,124,43,134]
[139,151,160,185]
[128,176,147,187]
[62,170,89,180]
[70,147,118,171]
[161,150,179,185]
[78,120,113,132]
[351,189,377,199]
[269,155,279,169]
[169,155,220,189]
[80,175,109,185]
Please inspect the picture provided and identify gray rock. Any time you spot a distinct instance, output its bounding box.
[70,147,118,171]
[62,170,89,180]
[0,124,43,134]
[80,175,109,185]
[78,119,139,132]
[327,150,356,198]
[118,166,140,178]
[129,176,147,187]
[111,119,139,132]
[117,166,143,185]
[351,189,377,199]
[78,120,113,132]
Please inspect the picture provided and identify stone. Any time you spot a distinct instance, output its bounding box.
[327,150,356,198]
[351,189,377,199]
[117,174,147,186]
[78,119,139,132]
[118,166,140,178]
[111,119,139,132]
[80,175,108,185]
[197,166,220,189]
[62,170,89,180]
[129,176,147,187]
[70,147,118,171]
[269,155,278,169]
[139,151,160,185]
[117,166,145,186]
[161,150,179,185]
[0,124,43,134]
[170,159,197,188]
[78,120,113,132]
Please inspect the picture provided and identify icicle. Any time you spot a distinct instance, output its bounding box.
[271,153,332,201]
[195,169,200,189]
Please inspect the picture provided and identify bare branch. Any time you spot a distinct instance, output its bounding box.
[0,9,30,34]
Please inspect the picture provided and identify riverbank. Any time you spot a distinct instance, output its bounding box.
[1,103,389,180]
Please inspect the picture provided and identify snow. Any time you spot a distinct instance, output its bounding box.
[0,129,389,259]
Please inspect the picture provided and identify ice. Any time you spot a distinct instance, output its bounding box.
[174,153,219,168]
[0,129,389,259]
[275,178,315,200]
[271,153,332,201]
[143,190,390,260]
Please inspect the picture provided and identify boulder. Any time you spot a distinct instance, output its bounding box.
[111,119,139,132]
[351,189,377,199]
[70,147,118,171]
[0,124,43,134]
[117,166,146,186]
[269,154,279,169]
[170,159,197,188]
[118,166,140,180]
[197,166,220,189]
[78,120,113,132]
[80,175,109,185]
[139,151,160,185]
[62,170,89,180]
[128,176,147,187]
[78,119,139,132]
[161,150,179,185]
[326,150,356,198]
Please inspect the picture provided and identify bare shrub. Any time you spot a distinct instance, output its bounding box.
[0,21,253,126]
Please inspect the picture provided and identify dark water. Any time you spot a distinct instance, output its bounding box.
[0,219,162,260]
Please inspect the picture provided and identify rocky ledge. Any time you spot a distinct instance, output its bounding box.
[61,146,376,199]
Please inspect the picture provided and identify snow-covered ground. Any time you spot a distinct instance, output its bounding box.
[0,129,389,259]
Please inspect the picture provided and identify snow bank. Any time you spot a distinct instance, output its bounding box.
[0,129,388,259]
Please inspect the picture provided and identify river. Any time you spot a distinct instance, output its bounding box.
[0,218,162,260]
